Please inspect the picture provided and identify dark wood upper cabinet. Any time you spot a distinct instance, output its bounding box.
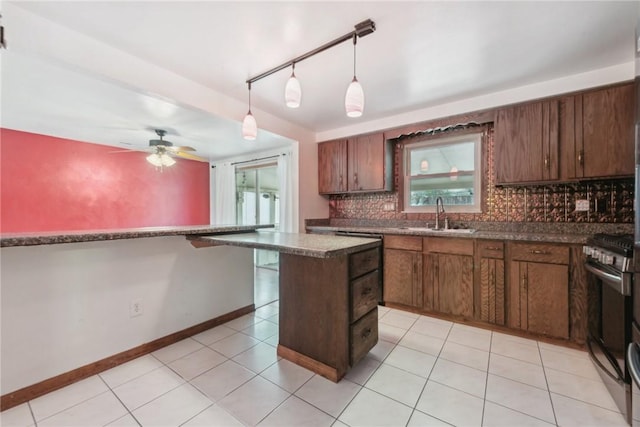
[318,133,392,195]
[495,100,559,184]
[318,139,347,194]
[558,82,634,181]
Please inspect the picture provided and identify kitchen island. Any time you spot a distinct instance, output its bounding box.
[189,231,382,382]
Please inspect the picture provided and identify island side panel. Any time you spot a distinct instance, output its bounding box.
[278,253,350,381]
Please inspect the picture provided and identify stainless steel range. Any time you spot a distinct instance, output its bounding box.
[584,233,634,424]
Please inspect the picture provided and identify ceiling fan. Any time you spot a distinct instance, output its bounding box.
[118,129,208,166]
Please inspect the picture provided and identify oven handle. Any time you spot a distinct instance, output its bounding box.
[627,343,640,386]
[584,262,631,296]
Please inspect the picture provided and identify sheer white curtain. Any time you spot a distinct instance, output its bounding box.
[278,150,299,233]
[213,162,236,225]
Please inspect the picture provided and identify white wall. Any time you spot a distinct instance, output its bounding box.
[0,237,254,394]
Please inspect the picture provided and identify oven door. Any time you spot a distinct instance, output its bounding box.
[586,260,632,422]
[627,323,640,426]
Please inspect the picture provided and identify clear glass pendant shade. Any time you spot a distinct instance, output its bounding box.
[285,72,301,108]
[345,77,364,118]
[242,111,257,140]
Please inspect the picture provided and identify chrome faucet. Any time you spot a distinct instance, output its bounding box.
[435,197,447,230]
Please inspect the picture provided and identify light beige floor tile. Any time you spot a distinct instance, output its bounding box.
[224,314,261,331]
[383,345,437,378]
[152,338,204,364]
[344,354,381,385]
[365,364,427,407]
[232,342,279,373]
[38,391,127,427]
[416,381,484,426]
[267,314,279,324]
[241,320,279,340]
[100,354,164,388]
[258,395,334,427]
[209,332,260,358]
[332,420,349,427]
[264,333,279,347]
[482,401,554,426]
[489,353,547,390]
[551,393,628,427]
[338,388,413,427]
[388,308,420,319]
[491,338,541,365]
[112,366,185,411]
[254,304,279,319]
[447,326,492,352]
[545,367,618,411]
[540,348,600,380]
[30,376,109,421]
[398,331,445,357]
[192,325,237,346]
[429,358,487,398]
[132,383,212,426]
[182,404,244,426]
[0,403,34,427]
[378,322,407,344]
[190,360,255,402]
[409,318,452,340]
[368,338,396,362]
[104,413,139,426]
[491,331,538,348]
[451,322,492,336]
[440,341,489,371]
[219,376,289,426]
[538,341,589,359]
[168,347,227,380]
[295,375,361,417]
[407,409,453,426]
[379,311,418,330]
[485,374,555,423]
[261,359,314,393]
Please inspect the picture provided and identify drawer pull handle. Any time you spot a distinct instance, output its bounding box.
[362,327,372,339]
[485,246,502,251]
[578,150,584,166]
[362,287,372,296]
[530,249,551,255]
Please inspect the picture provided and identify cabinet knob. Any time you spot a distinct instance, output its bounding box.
[362,327,372,339]
[530,249,551,255]
[578,150,584,166]
[362,287,372,296]
[544,155,550,168]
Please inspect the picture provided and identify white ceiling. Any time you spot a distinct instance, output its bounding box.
[2,1,638,162]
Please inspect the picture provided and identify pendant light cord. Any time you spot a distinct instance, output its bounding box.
[247,82,252,113]
[352,34,357,78]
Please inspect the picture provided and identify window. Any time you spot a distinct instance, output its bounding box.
[403,131,482,213]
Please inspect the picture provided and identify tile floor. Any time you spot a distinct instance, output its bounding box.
[1,302,629,427]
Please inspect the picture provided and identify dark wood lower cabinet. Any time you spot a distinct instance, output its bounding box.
[278,247,380,382]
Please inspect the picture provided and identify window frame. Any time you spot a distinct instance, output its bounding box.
[401,130,484,214]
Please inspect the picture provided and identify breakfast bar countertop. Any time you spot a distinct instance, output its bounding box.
[188,230,381,258]
[0,224,275,248]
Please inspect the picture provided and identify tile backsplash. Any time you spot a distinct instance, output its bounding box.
[329,126,634,224]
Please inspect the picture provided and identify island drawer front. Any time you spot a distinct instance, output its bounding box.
[350,248,381,279]
[384,235,422,251]
[350,307,378,366]
[351,271,380,321]
[477,241,505,259]
[510,243,569,264]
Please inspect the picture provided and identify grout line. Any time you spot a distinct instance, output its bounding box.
[27,401,37,427]
[481,331,494,426]
[96,375,141,426]
[537,340,559,426]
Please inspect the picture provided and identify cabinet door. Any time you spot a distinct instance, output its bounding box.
[495,101,558,183]
[479,258,505,325]
[434,253,474,318]
[318,139,347,194]
[383,249,422,307]
[580,83,635,178]
[348,133,389,191]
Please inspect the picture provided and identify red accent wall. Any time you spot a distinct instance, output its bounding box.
[0,129,210,232]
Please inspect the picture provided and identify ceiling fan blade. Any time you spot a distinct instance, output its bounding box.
[174,151,208,162]
[166,145,196,152]
[109,148,151,154]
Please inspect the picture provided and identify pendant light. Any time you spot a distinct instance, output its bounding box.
[242,82,257,140]
[285,63,301,108]
[345,34,364,118]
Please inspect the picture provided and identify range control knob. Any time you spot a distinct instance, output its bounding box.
[602,254,615,265]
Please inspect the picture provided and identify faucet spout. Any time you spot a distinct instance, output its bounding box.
[435,197,446,230]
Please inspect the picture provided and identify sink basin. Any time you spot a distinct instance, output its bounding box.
[398,227,476,234]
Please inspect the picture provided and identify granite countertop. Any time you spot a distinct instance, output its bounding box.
[305,225,592,245]
[0,224,275,248]
[188,230,381,258]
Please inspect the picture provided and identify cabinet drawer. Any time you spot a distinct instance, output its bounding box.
[510,243,569,264]
[477,241,504,259]
[351,271,379,321]
[384,235,422,251]
[350,248,380,279]
[424,237,474,256]
[350,307,378,366]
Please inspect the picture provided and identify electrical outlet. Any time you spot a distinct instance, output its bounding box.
[575,199,589,212]
[129,299,143,318]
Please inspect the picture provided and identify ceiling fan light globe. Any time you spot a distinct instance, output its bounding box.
[285,74,301,108]
[161,154,176,167]
[242,111,257,140]
[345,78,364,118]
[146,153,163,167]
